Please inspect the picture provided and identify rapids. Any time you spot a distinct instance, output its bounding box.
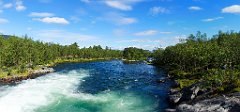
[0,60,172,112]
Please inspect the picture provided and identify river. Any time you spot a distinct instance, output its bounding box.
[0,60,172,112]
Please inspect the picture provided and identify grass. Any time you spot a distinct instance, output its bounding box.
[0,69,28,78]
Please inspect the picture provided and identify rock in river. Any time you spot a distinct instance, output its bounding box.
[169,83,201,104]
[177,92,240,112]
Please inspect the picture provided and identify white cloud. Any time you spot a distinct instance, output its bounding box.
[159,31,172,34]
[189,6,202,11]
[105,1,131,11]
[35,30,97,44]
[150,7,169,15]
[117,39,162,43]
[29,12,54,17]
[35,17,70,25]
[105,12,137,25]
[0,18,9,24]
[134,30,158,36]
[114,43,163,50]
[202,17,224,22]
[113,32,168,49]
[222,5,240,14]
[16,0,26,11]
[3,3,13,9]
[118,17,136,25]
[104,0,142,11]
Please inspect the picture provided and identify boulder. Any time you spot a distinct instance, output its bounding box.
[169,83,201,104]
[180,83,200,101]
[177,93,240,112]
[170,88,179,94]
[169,91,182,104]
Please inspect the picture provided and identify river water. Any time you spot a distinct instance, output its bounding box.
[0,60,172,112]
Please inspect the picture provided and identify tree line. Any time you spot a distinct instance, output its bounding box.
[0,35,122,69]
[123,47,150,60]
[153,31,240,92]
[0,35,151,70]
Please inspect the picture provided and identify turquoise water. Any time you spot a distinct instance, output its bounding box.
[0,60,172,112]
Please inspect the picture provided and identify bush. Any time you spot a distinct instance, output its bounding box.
[178,79,197,89]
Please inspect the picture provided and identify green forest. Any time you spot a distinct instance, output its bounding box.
[153,31,240,92]
[123,47,150,60]
[0,35,122,77]
[0,35,152,78]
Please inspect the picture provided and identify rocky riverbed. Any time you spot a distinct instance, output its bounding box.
[166,81,240,112]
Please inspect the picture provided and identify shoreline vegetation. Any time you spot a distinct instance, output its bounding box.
[153,31,240,93]
[151,31,240,111]
[0,35,150,83]
[0,34,123,83]
[0,58,115,83]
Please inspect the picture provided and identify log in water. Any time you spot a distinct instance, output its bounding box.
[0,60,172,112]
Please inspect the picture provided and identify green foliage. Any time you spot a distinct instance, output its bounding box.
[233,87,240,92]
[153,31,240,92]
[123,47,150,60]
[178,79,197,89]
[152,48,164,64]
[0,35,123,77]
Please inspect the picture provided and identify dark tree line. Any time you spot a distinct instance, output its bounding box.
[123,47,151,60]
[0,35,122,69]
[153,31,240,92]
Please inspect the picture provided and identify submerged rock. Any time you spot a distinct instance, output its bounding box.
[171,82,240,112]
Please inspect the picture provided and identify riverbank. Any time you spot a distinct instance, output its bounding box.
[166,79,240,112]
[0,58,114,83]
[177,92,240,111]
[151,65,240,112]
[0,67,54,83]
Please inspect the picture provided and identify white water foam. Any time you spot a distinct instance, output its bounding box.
[0,69,89,112]
[0,69,157,112]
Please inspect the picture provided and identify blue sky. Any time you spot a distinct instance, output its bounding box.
[0,0,240,50]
